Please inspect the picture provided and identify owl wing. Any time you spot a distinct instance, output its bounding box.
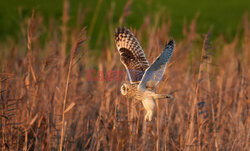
[115,27,149,83]
[138,40,175,90]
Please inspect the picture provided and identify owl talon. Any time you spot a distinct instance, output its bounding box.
[144,111,153,121]
[144,112,149,121]
[166,94,173,99]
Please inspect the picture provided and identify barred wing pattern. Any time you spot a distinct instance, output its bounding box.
[138,40,175,90]
[115,27,149,83]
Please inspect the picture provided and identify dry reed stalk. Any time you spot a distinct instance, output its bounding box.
[187,12,199,42]
[0,77,7,150]
[61,0,69,61]
[23,9,37,151]
[186,30,212,150]
[58,2,69,148]
[59,28,86,151]
[156,99,160,151]
[147,14,160,57]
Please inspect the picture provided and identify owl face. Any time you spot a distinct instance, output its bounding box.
[120,83,139,99]
[120,83,128,95]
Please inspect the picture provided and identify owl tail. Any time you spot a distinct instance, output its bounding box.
[154,94,173,100]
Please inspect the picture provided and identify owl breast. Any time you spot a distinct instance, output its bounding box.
[125,84,144,100]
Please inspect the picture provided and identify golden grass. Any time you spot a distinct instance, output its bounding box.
[0,6,249,151]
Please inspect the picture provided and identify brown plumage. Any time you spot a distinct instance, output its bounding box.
[115,27,149,82]
[115,27,175,121]
[120,83,143,100]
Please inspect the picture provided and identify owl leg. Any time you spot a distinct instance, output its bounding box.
[142,99,155,121]
[144,110,153,121]
[147,110,153,121]
[149,111,153,121]
[153,94,173,100]
[144,112,149,121]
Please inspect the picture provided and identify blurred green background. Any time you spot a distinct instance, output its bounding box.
[0,0,249,48]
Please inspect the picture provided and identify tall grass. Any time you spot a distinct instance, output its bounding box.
[0,4,249,151]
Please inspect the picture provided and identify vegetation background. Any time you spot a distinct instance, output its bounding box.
[0,0,249,150]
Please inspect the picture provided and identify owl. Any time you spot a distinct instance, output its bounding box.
[115,27,175,121]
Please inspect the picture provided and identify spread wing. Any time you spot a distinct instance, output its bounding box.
[115,27,149,83]
[138,40,175,90]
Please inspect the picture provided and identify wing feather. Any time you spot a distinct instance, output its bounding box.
[115,27,149,83]
[138,40,175,90]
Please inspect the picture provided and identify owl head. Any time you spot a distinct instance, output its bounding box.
[120,83,128,95]
[120,83,138,97]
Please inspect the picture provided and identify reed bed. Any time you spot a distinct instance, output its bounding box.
[0,3,249,151]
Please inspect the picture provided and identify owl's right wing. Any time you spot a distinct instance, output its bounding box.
[115,27,149,83]
[138,40,175,90]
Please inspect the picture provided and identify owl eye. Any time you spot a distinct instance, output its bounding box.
[123,86,126,90]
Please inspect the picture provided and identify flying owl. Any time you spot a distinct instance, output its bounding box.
[115,27,175,121]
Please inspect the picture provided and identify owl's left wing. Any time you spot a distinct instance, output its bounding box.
[115,27,149,83]
[138,40,175,90]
